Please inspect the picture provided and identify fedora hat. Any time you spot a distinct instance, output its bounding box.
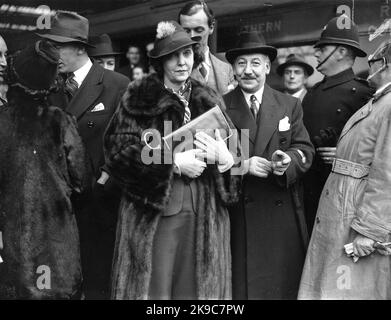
[276,53,314,76]
[314,15,366,57]
[36,11,94,48]
[226,31,277,64]
[88,34,121,57]
[148,21,197,59]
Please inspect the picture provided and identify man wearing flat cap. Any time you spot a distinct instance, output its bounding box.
[223,31,314,299]
[38,11,129,299]
[302,15,374,234]
[277,53,314,101]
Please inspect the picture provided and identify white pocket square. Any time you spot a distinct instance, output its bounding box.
[278,116,290,131]
[91,103,105,112]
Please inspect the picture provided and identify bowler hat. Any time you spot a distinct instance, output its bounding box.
[148,21,197,59]
[276,53,314,76]
[88,34,121,57]
[7,40,59,93]
[225,31,277,64]
[314,15,366,57]
[37,11,94,48]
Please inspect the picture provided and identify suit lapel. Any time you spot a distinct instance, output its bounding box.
[226,86,257,145]
[67,63,104,119]
[210,54,223,93]
[191,68,206,85]
[254,85,285,156]
[338,99,373,143]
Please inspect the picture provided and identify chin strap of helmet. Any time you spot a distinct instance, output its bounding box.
[316,46,339,70]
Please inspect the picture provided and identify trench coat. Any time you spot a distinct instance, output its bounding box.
[224,85,314,299]
[299,86,391,300]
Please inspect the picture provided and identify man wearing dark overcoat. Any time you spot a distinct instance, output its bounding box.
[38,11,129,299]
[302,15,374,232]
[223,31,314,299]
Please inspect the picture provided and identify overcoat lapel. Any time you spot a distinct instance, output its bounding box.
[67,63,104,119]
[338,99,373,143]
[226,86,257,145]
[254,84,285,156]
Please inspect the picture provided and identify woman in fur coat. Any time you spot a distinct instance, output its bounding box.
[0,41,88,299]
[104,21,241,300]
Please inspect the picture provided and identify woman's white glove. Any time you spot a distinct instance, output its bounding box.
[174,149,207,179]
[194,130,235,173]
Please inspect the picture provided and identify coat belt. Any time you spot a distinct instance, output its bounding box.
[331,158,370,179]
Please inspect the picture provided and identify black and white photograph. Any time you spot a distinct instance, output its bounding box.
[0,0,390,310]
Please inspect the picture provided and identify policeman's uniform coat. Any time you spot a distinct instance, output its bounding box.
[299,84,391,299]
[302,68,374,231]
[224,85,314,299]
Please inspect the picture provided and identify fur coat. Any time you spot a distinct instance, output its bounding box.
[0,88,89,299]
[104,74,241,299]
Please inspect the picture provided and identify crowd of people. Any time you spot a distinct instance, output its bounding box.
[0,0,390,300]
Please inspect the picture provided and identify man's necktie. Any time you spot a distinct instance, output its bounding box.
[199,63,208,80]
[64,72,78,99]
[250,95,258,119]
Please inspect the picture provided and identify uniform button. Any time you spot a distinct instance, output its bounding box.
[316,216,320,224]
[351,87,356,93]
[336,108,342,114]
[275,200,283,207]
[325,189,329,196]
[87,121,94,128]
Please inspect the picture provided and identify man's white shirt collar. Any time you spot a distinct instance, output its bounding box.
[203,46,211,67]
[73,59,93,88]
[241,86,264,112]
[199,46,211,81]
[291,88,305,99]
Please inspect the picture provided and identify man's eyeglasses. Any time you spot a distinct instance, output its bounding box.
[368,56,387,69]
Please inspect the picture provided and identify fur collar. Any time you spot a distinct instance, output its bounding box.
[121,73,224,118]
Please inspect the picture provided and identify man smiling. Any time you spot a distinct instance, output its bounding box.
[223,31,314,299]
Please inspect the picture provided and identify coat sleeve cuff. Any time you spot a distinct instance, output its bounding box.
[351,217,391,243]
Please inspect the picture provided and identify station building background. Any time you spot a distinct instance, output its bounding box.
[1,0,391,90]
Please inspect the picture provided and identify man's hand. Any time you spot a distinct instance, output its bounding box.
[174,149,207,179]
[244,156,272,178]
[271,150,291,176]
[317,147,336,165]
[353,234,376,257]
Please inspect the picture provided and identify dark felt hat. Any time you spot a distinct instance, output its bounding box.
[276,53,314,76]
[7,40,59,93]
[314,15,366,57]
[88,34,121,57]
[148,21,197,59]
[36,11,94,48]
[225,31,277,64]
